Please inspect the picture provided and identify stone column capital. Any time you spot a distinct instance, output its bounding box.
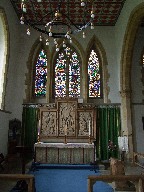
[119,89,132,98]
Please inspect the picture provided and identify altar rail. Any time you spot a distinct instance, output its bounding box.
[0,174,34,192]
[88,175,144,192]
[133,152,144,169]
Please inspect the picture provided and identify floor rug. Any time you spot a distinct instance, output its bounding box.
[29,164,114,192]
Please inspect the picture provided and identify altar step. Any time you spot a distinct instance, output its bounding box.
[29,162,107,173]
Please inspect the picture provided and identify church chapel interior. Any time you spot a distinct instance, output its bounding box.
[1,0,144,191]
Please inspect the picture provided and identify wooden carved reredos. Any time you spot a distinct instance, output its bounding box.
[39,98,96,143]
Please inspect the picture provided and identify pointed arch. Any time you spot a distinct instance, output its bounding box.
[140,47,144,88]
[24,39,50,103]
[50,37,85,102]
[142,48,144,66]
[120,3,144,158]
[52,42,82,99]
[34,49,47,97]
[0,8,9,109]
[86,35,109,103]
[121,3,144,91]
[51,38,85,63]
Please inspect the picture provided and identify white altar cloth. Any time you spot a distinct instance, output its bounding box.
[35,142,94,148]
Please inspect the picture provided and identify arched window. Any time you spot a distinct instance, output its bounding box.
[141,49,144,88]
[88,48,102,98]
[54,45,81,98]
[34,49,47,97]
[0,9,8,109]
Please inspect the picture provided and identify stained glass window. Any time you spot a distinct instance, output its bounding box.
[35,49,47,96]
[55,52,67,97]
[55,46,80,97]
[88,49,101,97]
[143,54,144,66]
[69,52,80,97]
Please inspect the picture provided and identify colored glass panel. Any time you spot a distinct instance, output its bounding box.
[69,52,80,97]
[55,46,80,97]
[35,49,47,96]
[88,50,101,97]
[55,52,67,97]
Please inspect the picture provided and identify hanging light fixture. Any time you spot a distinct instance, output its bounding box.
[82,32,86,39]
[20,15,24,25]
[21,1,27,13]
[26,28,30,35]
[56,44,59,52]
[46,39,49,46]
[91,22,94,30]
[63,40,66,48]
[18,0,95,50]
[39,35,42,42]
[81,0,86,7]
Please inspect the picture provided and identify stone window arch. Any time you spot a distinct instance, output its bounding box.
[86,36,109,104]
[0,8,9,109]
[25,41,50,103]
[52,43,82,99]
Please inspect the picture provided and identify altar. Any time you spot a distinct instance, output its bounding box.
[35,98,96,164]
[35,143,94,164]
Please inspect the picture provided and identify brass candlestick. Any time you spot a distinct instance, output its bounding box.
[37,134,40,143]
[64,135,67,144]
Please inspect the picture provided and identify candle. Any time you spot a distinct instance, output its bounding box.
[64,125,67,136]
[89,120,91,136]
[38,120,40,135]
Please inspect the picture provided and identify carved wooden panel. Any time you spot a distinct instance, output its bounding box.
[57,100,77,136]
[41,111,57,137]
[78,110,94,137]
[38,99,96,142]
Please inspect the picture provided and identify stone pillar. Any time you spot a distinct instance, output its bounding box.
[120,89,134,161]
[82,57,87,103]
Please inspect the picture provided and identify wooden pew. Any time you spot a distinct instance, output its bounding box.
[0,174,34,192]
[88,175,144,192]
[133,152,144,169]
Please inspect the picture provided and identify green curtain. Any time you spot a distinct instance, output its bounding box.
[22,106,38,150]
[96,106,121,160]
